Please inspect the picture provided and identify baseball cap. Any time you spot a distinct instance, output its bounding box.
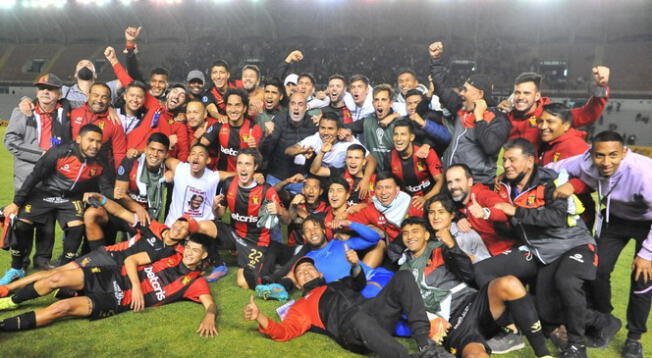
[292,256,315,276]
[284,73,299,86]
[33,73,63,89]
[466,73,496,106]
[178,215,199,234]
[186,70,205,84]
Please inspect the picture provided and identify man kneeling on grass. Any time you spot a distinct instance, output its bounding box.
[0,234,218,337]
[243,253,452,358]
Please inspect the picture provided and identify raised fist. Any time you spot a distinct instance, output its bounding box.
[428,41,444,59]
[592,66,610,87]
[285,50,304,63]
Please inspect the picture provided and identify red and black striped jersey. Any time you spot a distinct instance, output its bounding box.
[118,249,209,308]
[387,145,442,196]
[220,178,283,247]
[329,167,376,205]
[203,119,263,171]
[116,155,165,208]
[104,220,180,264]
[13,142,109,207]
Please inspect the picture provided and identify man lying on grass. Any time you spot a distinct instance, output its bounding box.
[243,253,452,358]
[0,234,218,337]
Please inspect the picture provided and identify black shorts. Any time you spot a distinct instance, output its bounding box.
[215,221,268,271]
[81,266,129,320]
[445,284,501,357]
[74,247,119,269]
[18,191,84,227]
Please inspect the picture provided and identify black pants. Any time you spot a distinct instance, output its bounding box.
[341,270,430,358]
[535,245,597,344]
[473,246,538,287]
[591,216,652,340]
[23,216,56,266]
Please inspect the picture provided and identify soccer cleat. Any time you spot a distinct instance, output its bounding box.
[560,343,587,358]
[587,313,621,349]
[487,330,525,354]
[205,265,228,283]
[0,268,25,285]
[0,297,18,311]
[622,339,643,358]
[255,284,289,302]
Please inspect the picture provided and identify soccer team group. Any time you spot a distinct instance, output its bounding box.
[0,27,650,358]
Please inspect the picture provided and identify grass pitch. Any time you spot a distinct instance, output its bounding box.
[0,127,649,357]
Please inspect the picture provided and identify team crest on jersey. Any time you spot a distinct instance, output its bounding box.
[527,195,536,206]
[220,126,229,134]
[252,196,259,205]
[553,152,561,162]
[25,205,31,213]
[168,119,174,125]
[167,258,175,267]
[91,267,101,273]
[80,257,91,267]
[90,168,97,176]
[98,121,105,130]
[416,160,425,171]
[182,276,191,285]
[529,116,537,127]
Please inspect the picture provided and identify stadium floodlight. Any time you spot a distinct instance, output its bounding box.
[22,0,66,8]
[0,0,17,10]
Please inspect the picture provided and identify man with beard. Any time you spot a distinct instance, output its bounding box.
[428,41,511,185]
[186,70,206,101]
[322,74,353,124]
[444,164,517,264]
[70,83,127,170]
[490,139,620,358]
[310,144,376,205]
[84,133,170,250]
[241,64,264,117]
[4,74,72,270]
[344,74,374,122]
[105,46,189,162]
[210,149,292,289]
[199,89,263,172]
[1,125,110,276]
[547,131,652,358]
[244,255,444,358]
[498,69,609,154]
[202,60,235,122]
[260,92,318,195]
[342,84,401,172]
[387,120,444,210]
[254,78,285,137]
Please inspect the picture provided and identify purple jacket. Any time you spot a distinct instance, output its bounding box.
[547,150,652,260]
